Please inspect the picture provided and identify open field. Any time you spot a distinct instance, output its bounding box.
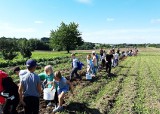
[1,48,160,114]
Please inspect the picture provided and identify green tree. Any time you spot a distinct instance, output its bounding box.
[19,40,32,58]
[0,37,18,60]
[50,22,84,53]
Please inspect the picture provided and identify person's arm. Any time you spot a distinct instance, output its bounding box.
[37,76,42,94]
[37,82,42,94]
[50,81,56,91]
[0,90,9,98]
[38,73,46,81]
[18,82,25,106]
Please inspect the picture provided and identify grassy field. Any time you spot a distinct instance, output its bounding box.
[56,48,160,114]
[1,48,160,114]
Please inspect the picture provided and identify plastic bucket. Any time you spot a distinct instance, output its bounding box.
[86,73,92,80]
[43,88,55,100]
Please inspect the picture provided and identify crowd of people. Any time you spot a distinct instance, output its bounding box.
[0,48,138,114]
[86,47,138,78]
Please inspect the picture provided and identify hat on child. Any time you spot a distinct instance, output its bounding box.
[26,59,37,68]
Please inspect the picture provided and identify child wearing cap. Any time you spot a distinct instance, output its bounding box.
[51,71,73,113]
[18,59,42,114]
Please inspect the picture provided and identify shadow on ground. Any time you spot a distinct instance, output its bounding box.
[64,102,101,114]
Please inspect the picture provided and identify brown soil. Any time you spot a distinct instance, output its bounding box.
[17,70,94,114]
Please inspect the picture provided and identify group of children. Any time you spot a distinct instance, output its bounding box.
[0,57,74,114]
[86,49,116,78]
[0,49,135,114]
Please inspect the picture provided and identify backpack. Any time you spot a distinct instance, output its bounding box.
[77,61,84,70]
[96,54,99,61]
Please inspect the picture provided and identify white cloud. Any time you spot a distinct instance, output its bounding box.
[34,21,44,24]
[76,0,92,4]
[82,28,160,44]
[151,19,160,24]
[106,18,115,22]
[0,22,36,38]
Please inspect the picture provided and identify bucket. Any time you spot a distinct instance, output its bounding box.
[86,73,92,80]
[43,88,55,100]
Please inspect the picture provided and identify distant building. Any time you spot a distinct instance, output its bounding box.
[41,37,49,43]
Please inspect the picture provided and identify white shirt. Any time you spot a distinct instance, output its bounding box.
[114,53,119,60]
[19,70,28,81]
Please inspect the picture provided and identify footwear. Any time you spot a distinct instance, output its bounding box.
[47,102,53,107]
[53,106,63,113]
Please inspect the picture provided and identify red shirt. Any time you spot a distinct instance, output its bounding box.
[0,70,8,104]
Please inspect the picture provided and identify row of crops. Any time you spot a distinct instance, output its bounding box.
[0,51,72,68]
[1,49,160,114]
[56,51,160,114]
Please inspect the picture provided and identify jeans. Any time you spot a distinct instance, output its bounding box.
[92,66,97,75]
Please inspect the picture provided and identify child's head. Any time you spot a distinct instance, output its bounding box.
[92,51,96,56]
[71,53,75,59]
[54,71,62,81]
[13,66,21,75]
[44,65,53,75]
[26,59,37,72]
[87,54,91,60]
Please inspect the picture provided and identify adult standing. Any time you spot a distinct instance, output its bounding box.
[70,53,81,81]
[106,50,114,76]
[101,50,106,68]
[19,59,42,114]
[100,48,103,60]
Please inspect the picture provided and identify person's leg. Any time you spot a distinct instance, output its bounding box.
[108,64,112,74]
[32,97,39,114]
[92,66,96,75]
[94,66,98,75]
[2,100,10,114]
[24,97,32,114]
[0,105,3,114]
[53,91,65,113]
[10,99,19,114]
[70,68,76,80]
[106,63,109,73]
[74,68,81,79]
[58,92,65,107]
[54,89,59,107]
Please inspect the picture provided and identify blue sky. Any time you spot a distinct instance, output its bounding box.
[0,0,160,44]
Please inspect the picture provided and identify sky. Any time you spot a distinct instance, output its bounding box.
[0,0,160,44]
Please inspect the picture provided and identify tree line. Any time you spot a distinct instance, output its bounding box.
[0,22,159,60]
